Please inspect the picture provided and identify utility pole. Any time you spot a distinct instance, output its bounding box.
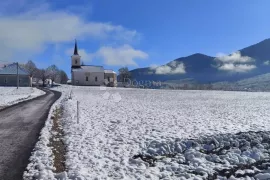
[17,62,19,89]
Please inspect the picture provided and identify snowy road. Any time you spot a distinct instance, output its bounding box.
[0,89,61,180]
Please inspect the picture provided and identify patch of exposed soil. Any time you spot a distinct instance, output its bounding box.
[49,107,66,173]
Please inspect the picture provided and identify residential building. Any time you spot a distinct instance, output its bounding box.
[104,69,117,87]
[0,63,30,87]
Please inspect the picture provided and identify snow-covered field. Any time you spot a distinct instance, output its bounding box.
[25,86,270,179]
[0,87,45,108]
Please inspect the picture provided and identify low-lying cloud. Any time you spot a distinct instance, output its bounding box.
[215,51,254,63]
[218,64,256,73]
[215,51,256,73]
[151,61,186,74]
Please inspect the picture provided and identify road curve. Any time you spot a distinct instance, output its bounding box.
[0,88,61,180]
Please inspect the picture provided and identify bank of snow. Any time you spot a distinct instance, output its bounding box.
[0,87,45,108]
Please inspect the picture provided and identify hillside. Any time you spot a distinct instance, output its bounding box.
[212,73,270,91]
[130,39,270,83]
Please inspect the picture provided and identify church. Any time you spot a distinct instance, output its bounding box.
[71,40,117,86]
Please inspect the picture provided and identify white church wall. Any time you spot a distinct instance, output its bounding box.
[72,71,104,86]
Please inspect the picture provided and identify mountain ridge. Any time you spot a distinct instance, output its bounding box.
[130,38,270,83]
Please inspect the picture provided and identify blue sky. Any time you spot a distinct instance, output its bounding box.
[1,0,270,77]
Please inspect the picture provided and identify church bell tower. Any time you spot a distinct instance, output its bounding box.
[71,40,81,68]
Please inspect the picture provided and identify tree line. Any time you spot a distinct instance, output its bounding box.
[22,60,68,87]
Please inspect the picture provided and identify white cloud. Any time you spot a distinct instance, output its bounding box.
[155,66,173,74]
[263,60,270,65]
[218,64,256,73]
[215,51,254,63]
[149,64,159,70]
[0,0,140,61]
[215,51,256,73]
[95,44,148,66]
[151,61,186,74]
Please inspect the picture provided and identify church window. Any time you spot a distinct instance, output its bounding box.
[86,76,88,81]
[95,77,98,82]
[75,60,78,64]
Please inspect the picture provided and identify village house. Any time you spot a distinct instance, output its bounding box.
[104,70,117,86]
[0,63,30,87]
[71,40,117,86]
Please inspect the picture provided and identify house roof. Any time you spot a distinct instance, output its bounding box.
[0,64,8,69]
[72,65,104,73]
[104,69,116,74]
[0,63,29,75]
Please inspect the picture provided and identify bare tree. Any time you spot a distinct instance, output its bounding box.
[34,69,42,86]
[24,60,38,76]
[118,67,131,83]
[59,70,68,84]
[24,60,38,87]
[35,69,48,87]
[46,65,59,86]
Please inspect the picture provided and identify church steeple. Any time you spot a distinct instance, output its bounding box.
[74,39,79,55]
[71,39,81,68]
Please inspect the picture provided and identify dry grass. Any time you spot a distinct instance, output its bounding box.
[49,107,66,173]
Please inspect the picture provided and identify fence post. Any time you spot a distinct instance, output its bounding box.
[77,101,79,124]
[69,90,72,99]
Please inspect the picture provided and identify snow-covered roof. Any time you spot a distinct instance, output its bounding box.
[72,65,104,73]
[0,64,8,69]
[0,63,29,75]
[104,69,116,74]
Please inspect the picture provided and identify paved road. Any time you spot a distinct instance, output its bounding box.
[0,89,61,180]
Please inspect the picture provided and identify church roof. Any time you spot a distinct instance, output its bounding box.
[72,65,104,73]
[74,39,79,55]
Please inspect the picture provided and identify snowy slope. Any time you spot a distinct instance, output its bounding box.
[56,87,270,179]
[0,87,45,108]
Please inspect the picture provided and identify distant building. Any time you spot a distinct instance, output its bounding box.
[71,40,117,86]
[0,63,30,87]
[67,79,72,85]
[104,70,117,87]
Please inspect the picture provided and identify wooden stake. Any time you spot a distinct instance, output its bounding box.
[77,101,79,124]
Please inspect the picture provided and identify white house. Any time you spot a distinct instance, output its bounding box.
[71,40,117,86]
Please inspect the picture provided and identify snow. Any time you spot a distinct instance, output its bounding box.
[24,86,270,179]
[0,87,45,108]
[23,87,68,180]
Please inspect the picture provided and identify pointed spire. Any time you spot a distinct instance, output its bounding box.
[73,39,79,55]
